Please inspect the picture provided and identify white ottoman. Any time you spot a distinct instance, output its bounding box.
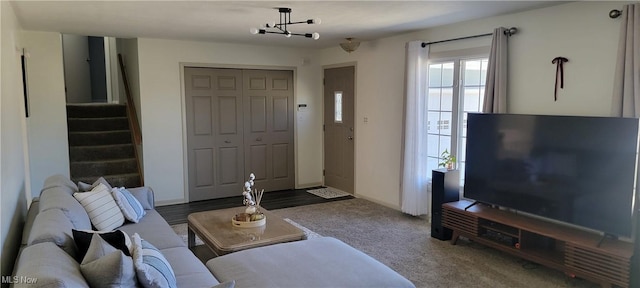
[206,237,415,288]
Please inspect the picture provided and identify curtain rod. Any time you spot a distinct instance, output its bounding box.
[609,9,622,18]
[421,27,518,48]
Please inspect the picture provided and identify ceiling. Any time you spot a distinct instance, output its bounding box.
[11,1,563,49]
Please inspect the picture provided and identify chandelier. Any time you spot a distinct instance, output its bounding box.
[340,38,360,53]
[250,8,320,40]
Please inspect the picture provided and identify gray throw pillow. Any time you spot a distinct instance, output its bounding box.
[78,177,113,192]
[80,234,137,288]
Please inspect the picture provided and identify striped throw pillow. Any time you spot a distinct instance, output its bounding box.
[112,187,146,223]
[131,233,177,288]
[73,183,125,231]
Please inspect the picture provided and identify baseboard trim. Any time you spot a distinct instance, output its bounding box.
[155,199,185,207]
[353,194,401,211]
[297,182,323,189]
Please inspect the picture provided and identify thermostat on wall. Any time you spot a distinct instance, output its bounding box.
[297,104,308,112]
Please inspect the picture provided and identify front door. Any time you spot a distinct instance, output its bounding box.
[185,67,244,201]
[323,66,355,194]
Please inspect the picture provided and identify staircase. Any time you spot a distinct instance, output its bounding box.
[67,104,142,188]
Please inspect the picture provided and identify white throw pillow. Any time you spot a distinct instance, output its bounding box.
[74,183,125,231]
[131,233,177,288]
[112,187,146,223]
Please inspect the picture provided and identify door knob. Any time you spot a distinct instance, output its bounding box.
[224,140,231,144]
[256,137,263,142]
[347,136,353,140]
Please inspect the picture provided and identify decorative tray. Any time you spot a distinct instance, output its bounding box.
[231,216,266,228]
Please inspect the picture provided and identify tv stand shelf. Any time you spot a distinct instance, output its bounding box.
[442,200,634,287]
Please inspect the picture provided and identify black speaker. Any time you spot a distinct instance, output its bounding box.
[431,168,460,240]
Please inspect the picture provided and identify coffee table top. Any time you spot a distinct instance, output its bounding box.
[188,206,305,255]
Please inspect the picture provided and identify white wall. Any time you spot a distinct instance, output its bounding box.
[136,39,322,204]
[318,1,626,208]
[62,34,91,103]
[21,31,69,196]
[417,1,623,116]
[1,0,27,277]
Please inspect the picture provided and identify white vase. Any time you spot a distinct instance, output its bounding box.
[245,205,257,214]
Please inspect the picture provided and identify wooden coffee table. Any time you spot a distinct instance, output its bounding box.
[187,207,306,256]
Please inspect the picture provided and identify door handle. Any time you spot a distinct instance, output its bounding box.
[347,136,353,140]
[256,137,263,142]
[224,140,231,144]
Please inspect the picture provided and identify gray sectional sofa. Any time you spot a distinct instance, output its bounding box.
[12,174,415,288]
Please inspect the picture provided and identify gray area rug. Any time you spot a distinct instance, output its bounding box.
[171,223,204,246]
[272,198,598,288]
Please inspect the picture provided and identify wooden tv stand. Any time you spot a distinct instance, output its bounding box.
[442,200,634,287]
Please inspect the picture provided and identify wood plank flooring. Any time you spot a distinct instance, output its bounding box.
[156,187,353,225]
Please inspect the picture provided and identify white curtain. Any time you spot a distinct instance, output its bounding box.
[611,4,640,117]
[401,41,430,216]
[610,5,640,259]
[610,6,640,275]
[483,27,509,113]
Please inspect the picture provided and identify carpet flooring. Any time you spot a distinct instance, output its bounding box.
[182,198,600,287]
[272,198,598,288]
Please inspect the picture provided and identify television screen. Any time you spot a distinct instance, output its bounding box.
[464,113,638,237]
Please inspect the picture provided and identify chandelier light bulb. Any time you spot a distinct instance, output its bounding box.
[251,8,319,40]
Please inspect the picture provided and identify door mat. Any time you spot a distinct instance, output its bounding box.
[306,187,351,199]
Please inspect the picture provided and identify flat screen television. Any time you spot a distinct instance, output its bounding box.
[464,113,638,238]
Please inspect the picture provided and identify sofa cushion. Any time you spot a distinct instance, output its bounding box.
[28,209,76,258]
[74,183,125,231]
[118,210,186,250]
[78,176,114,192]
[72,229,132,262]
[13,242,89,288]
[161,247,220,287]
[21,198,39,245]
[132,233,177,288]
[112,187,146,223]
[128,186,155,210]
[41,174,78,195]
[207,237,416,288]
[39,187,92,230]
[213,281,236,288]
[80,234,137,288]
